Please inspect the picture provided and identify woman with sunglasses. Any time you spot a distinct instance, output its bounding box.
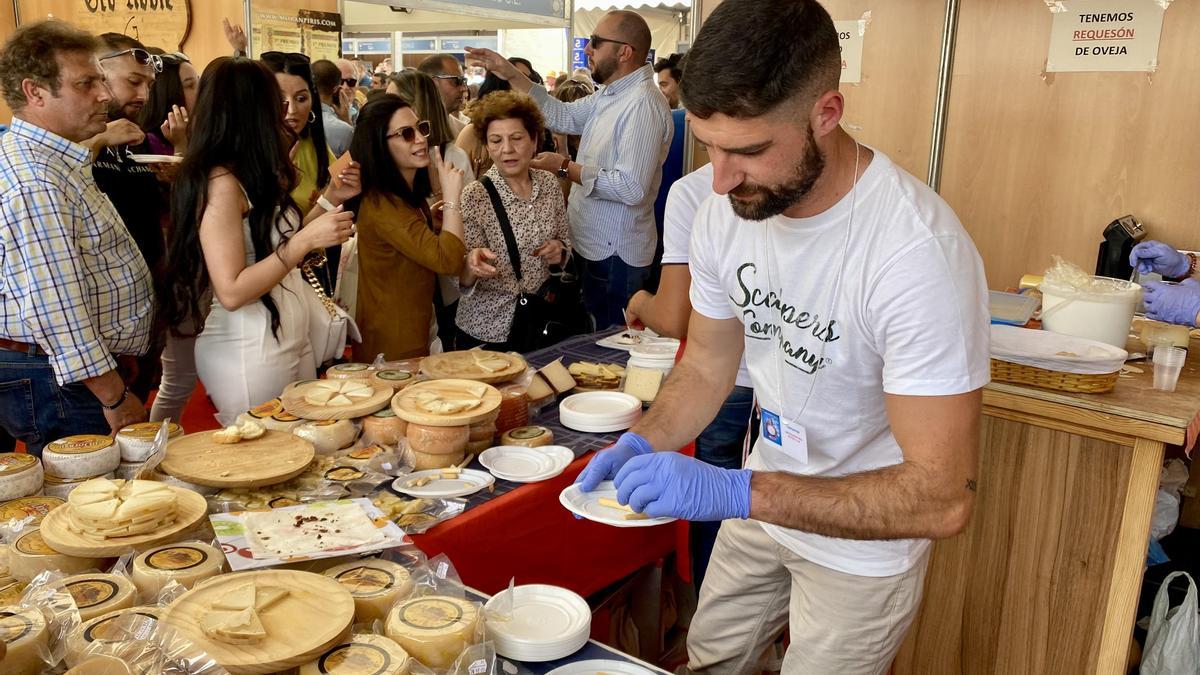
[385,70,475,189]
[160,57,358,424]
[137,51,198,156]
[346,94,467,361]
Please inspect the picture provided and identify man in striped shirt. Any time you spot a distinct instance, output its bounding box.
[0,20,153,455]
[467,11,673,330]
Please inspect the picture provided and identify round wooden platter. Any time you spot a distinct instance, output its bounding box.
[39,486,209,557]
[160,430,316,488]
[391,378,503,427]
[161,569,355,675]
[420,349,527,383]
[280,380,392,420]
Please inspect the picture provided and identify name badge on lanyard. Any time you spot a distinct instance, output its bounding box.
[761,407,809,464]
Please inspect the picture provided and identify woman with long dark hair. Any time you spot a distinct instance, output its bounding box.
[347,94,467,360]
[137,51,198,156]
[385,70,475,189]
[260,51,334,213]
[160,57,358,423]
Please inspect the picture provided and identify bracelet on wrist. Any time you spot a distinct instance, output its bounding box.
[101,387,129,411]
[317,195,337,212]
[442,201,457,211]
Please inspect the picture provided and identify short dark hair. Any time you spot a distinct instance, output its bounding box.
[417,54,457,76]
[468,90,545,154]
[653,53,683,82]
[0,20,100,112]
[312,59,341,99]
[98,32,146,53]
[507,57,542,85]
[680,0,840,119]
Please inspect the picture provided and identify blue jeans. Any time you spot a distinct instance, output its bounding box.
[0,350,108,456]
[692,385,756,588]
[581,254,651,331]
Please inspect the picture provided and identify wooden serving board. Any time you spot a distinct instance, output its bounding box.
[391,378,502,427]
[160,569,355,675]
[420,350,527,383]
[160,430,315,488]
[280,381,392,420]
[39,487,209,557]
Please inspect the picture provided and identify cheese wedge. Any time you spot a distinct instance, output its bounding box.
[255,586,290,612]
[210,583,255,611]
[201,607,267,645]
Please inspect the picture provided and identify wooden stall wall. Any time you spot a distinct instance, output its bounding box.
[940,0,1200,289]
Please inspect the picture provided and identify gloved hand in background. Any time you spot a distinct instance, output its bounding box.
[1143,279,1200,327]
[575,431,653,491]
[614,452,752,521]
[1130,241,1192,278]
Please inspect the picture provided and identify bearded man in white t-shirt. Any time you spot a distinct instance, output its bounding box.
[574,1,991,673]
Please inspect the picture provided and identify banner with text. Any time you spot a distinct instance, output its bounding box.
[252,6,343,61]
[73,0,191,51]
[835,19,867,84]
[1046,0,1165,72]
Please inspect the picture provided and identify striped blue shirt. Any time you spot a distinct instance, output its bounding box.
[0,118,153,384]
[531,64,673,267]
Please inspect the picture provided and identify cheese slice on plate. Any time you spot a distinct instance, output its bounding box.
[201,607,267,645]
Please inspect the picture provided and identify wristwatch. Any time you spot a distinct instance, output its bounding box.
[556,157,571,180]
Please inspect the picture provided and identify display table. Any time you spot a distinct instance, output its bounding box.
[894,341,1200,674]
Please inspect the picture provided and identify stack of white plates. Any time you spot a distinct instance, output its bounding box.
[559,392,642,433]
[484,584,591,661]
[627,341,679,375]
[546,660,657,675]
[479,445,574,482]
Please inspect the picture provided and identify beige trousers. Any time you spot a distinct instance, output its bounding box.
[687,518,929,675]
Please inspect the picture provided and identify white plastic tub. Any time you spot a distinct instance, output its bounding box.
[1039,277,1142,348]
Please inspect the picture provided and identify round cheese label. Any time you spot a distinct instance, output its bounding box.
[325,467,365,482]
[118,422,182,440]
[370,408,397,419]
[508,426,547,440]
[375,370,412,381]
[333,566,397,597]
[145,546,209,572]
[332,364,370,373]
[397,597,471,631]
[2,497,65,525]
[45,435,114,455]
[249,398,285,418]
[0,582,25,606]
[0,452,38,475]
[14,529,57,555]
[318,642,397,674]
[66,578,119,608]
[84,609,160,643]
[347,446,384,461]
[0,609,37,643]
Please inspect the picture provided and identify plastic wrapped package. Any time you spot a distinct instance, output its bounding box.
[293,419,361,455]
[207,455,348,512]
[371,493,466,534]
[384,555,485,671]
[2,569,85,674]
[299,632,413,674]
[447,641,500,675]
[73,611,231,675]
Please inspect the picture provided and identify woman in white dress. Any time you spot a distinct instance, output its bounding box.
[160,57,360,424]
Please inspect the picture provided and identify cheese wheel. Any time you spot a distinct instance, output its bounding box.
[465,439,492,454]
[411,450,464,471]
[361,408,407,446]
[148,471,217,496]
[323,559,414,624]
[42,436,121,480]
[405,424,468,455]
[0,543,10,584]
[467,420,496,443]
[0,605,50,675]
[300,632,411,675]
[57,572,137,622]
[385,595,479,669]
[499,426,554,448]
[328,363,373,379]
[65,605,162,668]
[131,542,224,598]
[0,580,26,605]
[294,419,359,455]
[114,422,182,463]
[42,472,116,500]
[370,368,417,391]
[9,529,108,583]
[0,495,64,526]
[0,453,43,501]
[237,397,304,432]
[66,655,137,675]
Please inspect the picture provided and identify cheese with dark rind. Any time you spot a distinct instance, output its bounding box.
[131,541,224,597]
[323,558,413,623]
[499,426,554,448]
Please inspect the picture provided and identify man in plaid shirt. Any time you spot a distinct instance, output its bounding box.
[0,20,153,455]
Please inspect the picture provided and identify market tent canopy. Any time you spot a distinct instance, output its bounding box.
[573,1,691,61]
[574,0,691,10]
[343,0,567,32]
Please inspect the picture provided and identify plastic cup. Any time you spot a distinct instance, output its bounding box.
[1152,346,1187,392]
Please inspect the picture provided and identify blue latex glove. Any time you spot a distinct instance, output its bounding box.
[613,452,752,521]
[1130,241,1190,277]
[575,432,653,491]
[1143,279,1200,327]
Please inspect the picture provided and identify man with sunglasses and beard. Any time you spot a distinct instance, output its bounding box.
[467,10,672,331]
[573,1,990,673]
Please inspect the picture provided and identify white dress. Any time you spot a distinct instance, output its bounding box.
[194,199,316,425]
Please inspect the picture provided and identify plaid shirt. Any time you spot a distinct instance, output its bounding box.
[0,118,153,385]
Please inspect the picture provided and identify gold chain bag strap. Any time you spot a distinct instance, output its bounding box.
[300,250,338,318]
[298,249,358,367]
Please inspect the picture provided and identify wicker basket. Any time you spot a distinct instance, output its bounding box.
[990,359,1120,394]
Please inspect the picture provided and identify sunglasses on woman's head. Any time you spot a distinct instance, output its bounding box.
[387,120,432,142]
[160,52,190,65]
[260,51,311,72]
[99,47,162,73]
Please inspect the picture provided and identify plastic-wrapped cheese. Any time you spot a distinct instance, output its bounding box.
[237,398,304,432]
[0,543,11,584]
[0,453,43,501]
[66,654,137,674]
[0,496,64,526]
[499,426,554,448]
[9,528,108,583]
[323,559,414,624]
[42,435,121,480]
[0,605,50,675]
[370,368,416,391]
[0,580,25,605]
[42,472,116,500]
[114,422,182,463]
[65,605,162,668]
[294,419,359,455]
[57,573,136,622]
[301,633,411,675]
[114,462,140,481]
[361,407,407,446]
[327,363,372,379]
[131,542,224,598]
[385,595,479,669]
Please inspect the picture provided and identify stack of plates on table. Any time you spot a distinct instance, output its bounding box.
[479,445,574,482]
[559,392,642,433]
[484,584,591,661]
[627,341,680,374]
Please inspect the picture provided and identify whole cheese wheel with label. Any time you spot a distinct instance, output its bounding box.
[300,632,411,675]
[57,572,136,622]
[294,419,359,455]
[114,422,182,463]
[65,605,162,668]
[328,363,372,379]
[499,426,554,448]
[323,559,413,624]
[361,408,407,446]
[406,424,468,455]
[42,435,121,480]
[0,605,50,675]
[237,398,304,432]
[0,496,64,526]
[370,369,417,391]
[0,453,43,501]
[385,595,479,669]
[131,541,224,598]
[9,528,108,583]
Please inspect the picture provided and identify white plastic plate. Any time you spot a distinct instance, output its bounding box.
[392,468,494,498]
[558,481,675,528]
[485,584,590,661]
[546,659,658,675]
[480,445,573,482]
[560,392,641,421]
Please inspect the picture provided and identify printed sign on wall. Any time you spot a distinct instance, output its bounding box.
[1046,0,1166,72]
[252,6,343,61]
[73,0,192,51]
[834,19,866,84]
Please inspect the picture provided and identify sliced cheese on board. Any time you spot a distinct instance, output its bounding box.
[539,359,577,394]
[406,424,468,455]
[327,363,372,379]
[361,407,407,446]
[9,529,108,583]
[115,422,182,463]
[201,605,267,644]
[0,605,50,675]
[42,436,121,480]
[42,472,116,500]
[65,479,178,539]
[300,632,411,675]
[499,426,555,448]
[238,398,304,432]
[294,419,359,455]
[58,572,137,622]
[0,453,43,501]
[385,595,479,669]
[65,604,162,667]
[323,558,413,623]
[0,496,64,526]
[131,541,224,597]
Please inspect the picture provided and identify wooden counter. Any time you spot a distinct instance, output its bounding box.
[895,342,1200,674]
